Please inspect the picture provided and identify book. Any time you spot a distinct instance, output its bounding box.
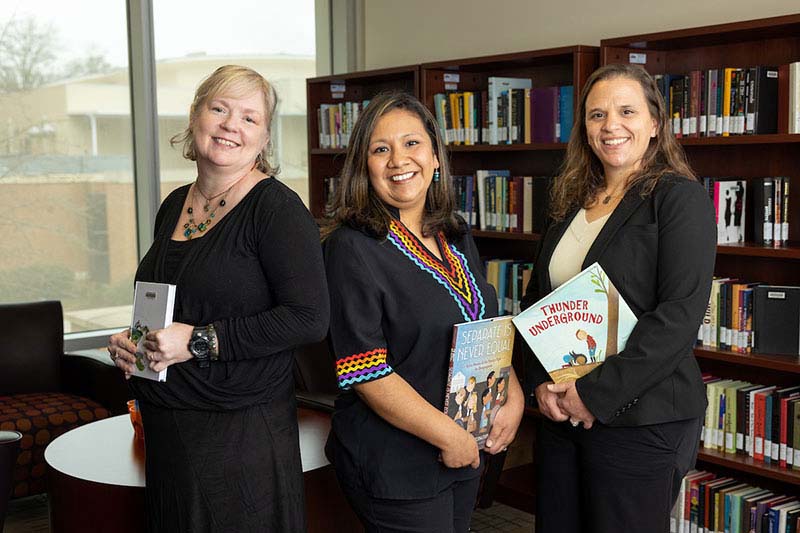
[444,315,515,448]
[754,285,800,355]
[487,77,532,145]
[129,281,176,382]
[713,180,746,244]
[512,262,638,383]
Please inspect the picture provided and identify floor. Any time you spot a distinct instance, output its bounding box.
[4,495,534,532]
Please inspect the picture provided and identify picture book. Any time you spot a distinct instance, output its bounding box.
[444,315,514,449]
[129,281,176,382]
[512,262,637,383]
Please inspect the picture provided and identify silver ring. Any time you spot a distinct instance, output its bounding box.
[570,419,580,427]
[110,350,118,361]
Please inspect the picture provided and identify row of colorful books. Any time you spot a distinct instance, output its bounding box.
[703,177,790,247]
[655,66,779,138]
[672,468,800,533]
[452,172,550,234]
[698,280,800,356]
[701,376,800,469]
[484,259,533,316]
[316,100,370,149]
[432,78,573,145]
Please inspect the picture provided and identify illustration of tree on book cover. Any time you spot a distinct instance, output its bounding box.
[444,316,514,449]
[512,263,637,383]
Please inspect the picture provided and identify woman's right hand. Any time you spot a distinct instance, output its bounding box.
[440,424,481,469]
[535,381,569,422]
[108,329,137,379]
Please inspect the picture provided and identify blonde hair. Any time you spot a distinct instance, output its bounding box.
[170,65,280,175]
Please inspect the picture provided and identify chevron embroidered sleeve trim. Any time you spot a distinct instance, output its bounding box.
[336,348,393,390]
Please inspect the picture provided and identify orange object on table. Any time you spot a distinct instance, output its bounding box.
[127,400,145,442]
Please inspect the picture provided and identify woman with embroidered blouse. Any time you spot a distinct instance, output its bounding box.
[321,91,524,533]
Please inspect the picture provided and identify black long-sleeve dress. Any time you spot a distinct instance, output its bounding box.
[129,178,329,532]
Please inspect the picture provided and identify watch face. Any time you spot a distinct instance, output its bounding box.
[190,336,210,358]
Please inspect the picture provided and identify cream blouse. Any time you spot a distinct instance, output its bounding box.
[548,208,610,289]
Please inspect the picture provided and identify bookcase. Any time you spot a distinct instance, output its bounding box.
[305,13,800,513]
[419,46,598,261]
[601,14,800,496]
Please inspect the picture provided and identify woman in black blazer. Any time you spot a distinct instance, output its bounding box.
[523,64,716,533]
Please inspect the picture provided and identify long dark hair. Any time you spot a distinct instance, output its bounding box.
[320,91,460,240]
[550,64,696,221]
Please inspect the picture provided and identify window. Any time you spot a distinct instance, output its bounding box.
[0,0,317,335]
[0,0,137,332]
[153,0,316,205]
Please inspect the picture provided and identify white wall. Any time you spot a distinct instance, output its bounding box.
[364,0,799,69]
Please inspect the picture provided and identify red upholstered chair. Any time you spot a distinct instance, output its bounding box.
[0,301,114,499]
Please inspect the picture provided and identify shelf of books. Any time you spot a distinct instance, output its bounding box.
[601,13,800,504]
[307,65,420,217]
[419,46,599,257]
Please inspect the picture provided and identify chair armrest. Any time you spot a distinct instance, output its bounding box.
[295,391,336,413]
[61,352,130,416]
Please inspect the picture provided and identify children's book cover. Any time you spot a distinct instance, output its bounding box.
[444,315,514,449]
[129,281,176,382]
[512,262,637,383]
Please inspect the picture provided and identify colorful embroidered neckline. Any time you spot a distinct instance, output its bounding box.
[387,219,485,322]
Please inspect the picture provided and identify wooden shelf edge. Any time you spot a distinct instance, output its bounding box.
[310,148,346,155]
[307,65,419,84]
[680,134,800,146]
[694,347,800,373]
[697,448,800,486]
[420,45,598,70]
[447,143,566,152]
[472,230,541,241]
[716,243,800,259]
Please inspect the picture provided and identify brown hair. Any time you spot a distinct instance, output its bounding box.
[550,63,696,221]
[320,91,460,240]
[170,65,279,175]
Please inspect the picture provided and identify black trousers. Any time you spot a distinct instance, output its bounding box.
[341,475,481,533]
[535,416,702,533]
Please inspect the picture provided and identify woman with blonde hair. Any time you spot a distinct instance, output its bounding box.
[107,65,329,531]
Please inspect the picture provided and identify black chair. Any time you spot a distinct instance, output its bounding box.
[0,301,125,498]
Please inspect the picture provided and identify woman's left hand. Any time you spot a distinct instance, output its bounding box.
[141,322,195,372]
[548,381,596,429]
[485,373,525,455]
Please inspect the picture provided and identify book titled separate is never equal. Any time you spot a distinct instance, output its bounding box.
[512,263,637,383]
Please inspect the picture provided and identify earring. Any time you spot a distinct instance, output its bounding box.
[432,168,440,182]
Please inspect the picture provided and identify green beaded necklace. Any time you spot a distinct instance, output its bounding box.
[183,164,254,239]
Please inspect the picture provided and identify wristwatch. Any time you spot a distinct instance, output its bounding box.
[188,324,219,368]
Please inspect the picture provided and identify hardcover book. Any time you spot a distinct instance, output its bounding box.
[512,262,637,383]
[444,315,514,449]
[129,281,176,382]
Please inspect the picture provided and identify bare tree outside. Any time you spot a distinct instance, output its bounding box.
[0,16,113,94]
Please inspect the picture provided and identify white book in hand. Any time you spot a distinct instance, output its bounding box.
[130,281,176,382]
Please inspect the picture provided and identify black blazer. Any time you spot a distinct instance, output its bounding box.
[521,175,716,427]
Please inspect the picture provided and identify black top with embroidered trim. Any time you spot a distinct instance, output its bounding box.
[324,214,498,499]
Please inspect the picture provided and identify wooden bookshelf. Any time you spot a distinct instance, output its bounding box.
[602,13,800,494]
